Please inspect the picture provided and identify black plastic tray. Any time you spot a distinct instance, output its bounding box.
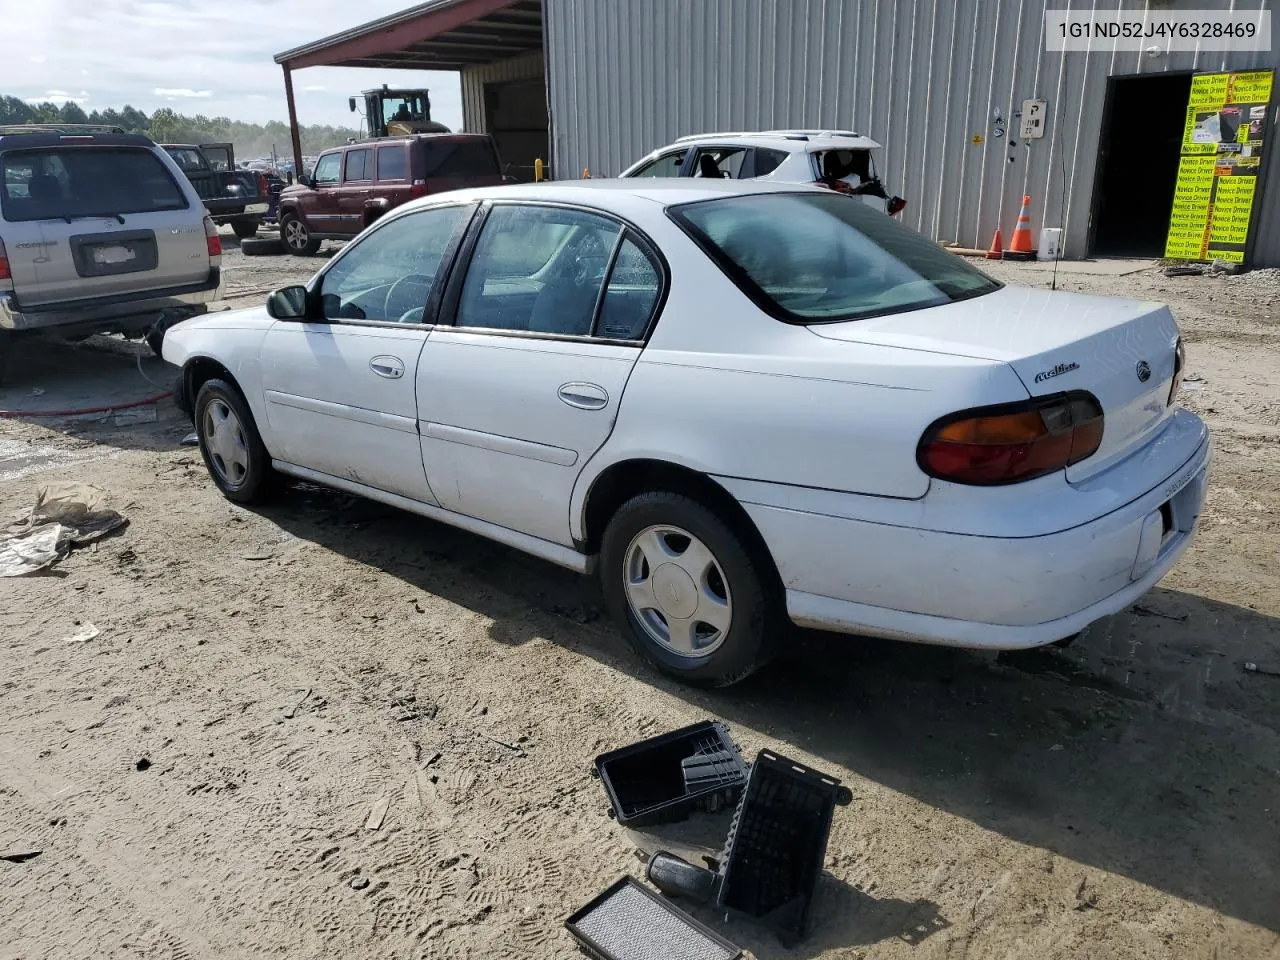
[717,749,852,941]
[593,721,748,827]
[565,876,742,960]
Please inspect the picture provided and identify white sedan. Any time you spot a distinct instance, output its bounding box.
[164,180,1209,687]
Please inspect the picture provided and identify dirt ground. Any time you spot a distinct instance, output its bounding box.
[1,231,1278,960]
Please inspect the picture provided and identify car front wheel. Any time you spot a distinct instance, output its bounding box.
[600,491,777,687]
[194,378,277,503]
[280,214,320,256]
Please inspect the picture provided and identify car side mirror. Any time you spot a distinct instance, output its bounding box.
[266,285,310,321]
[299,174,313,188]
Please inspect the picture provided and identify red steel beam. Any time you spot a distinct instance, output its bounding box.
[282,0,520,71]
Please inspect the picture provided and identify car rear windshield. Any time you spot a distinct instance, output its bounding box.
[1,146,188,223]
[669,191,1001,324]
[421,139,499,178]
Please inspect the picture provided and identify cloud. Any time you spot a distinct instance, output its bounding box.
[247,94,269,101]
[29,56,46,64]
[302,85,327,92]
[154,87,212,98]
[27,90,88,105]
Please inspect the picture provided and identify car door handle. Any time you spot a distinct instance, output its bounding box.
[558,382,609,410]
[370,355,404,379]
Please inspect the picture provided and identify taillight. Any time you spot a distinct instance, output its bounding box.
[887,196,907,216]
[918,392,1104,486]
[409,179,429,199]
[0,237,10,282]
[257,172,270,197]
[1169,336,1185,405]
[204,216,221,258]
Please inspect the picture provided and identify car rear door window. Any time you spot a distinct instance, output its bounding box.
[344,148,372,182]
[671,192,1000,323]
[312,153,341,185]
[1,147,187,223]
[628,149,687,178]
[422,140,499,178]
[692,147,746,179]
[595,237,662,341]
[456,204,622,337]
[377,145,408,181]
[319,204,469,324]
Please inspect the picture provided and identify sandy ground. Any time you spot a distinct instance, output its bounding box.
[1,232,1278,960]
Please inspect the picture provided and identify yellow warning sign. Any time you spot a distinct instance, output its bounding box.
[1166,70,1273,262]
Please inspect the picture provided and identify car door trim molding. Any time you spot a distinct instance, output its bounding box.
[265,389,419,435]
[271,460,593,573]
[421,421,579,466]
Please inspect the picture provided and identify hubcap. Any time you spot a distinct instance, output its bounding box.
[285,220,307,247]
[203,399,250,487]
[623,525,732,658]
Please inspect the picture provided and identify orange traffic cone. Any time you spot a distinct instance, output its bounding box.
[985,230,1004,260]
[1003,195,1037,261]
[582,167,591,179]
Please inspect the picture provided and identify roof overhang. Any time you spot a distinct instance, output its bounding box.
[274,0,543,72]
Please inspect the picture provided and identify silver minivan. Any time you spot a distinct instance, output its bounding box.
[0,126,223,366]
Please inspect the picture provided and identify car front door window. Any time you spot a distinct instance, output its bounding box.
[319,205,469,324]
[313,153,340,185]
[456,204,622,337]
[628,149,688,178]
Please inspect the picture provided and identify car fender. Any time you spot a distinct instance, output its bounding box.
[162,309,275,443]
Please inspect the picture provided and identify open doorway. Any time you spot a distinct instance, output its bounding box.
[1090,73,1192,257]
[484,78,549,182]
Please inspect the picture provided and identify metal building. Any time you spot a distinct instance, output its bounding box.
[277,0,1279,265]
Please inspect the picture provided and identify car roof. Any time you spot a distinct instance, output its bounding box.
[403,177,821,210]
[668,130,881,151]
[0,130,156,150]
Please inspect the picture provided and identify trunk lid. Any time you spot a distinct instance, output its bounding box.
[809,286,1181,481]
[1,144,209,306]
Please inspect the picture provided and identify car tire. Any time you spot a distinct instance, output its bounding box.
[600,491,778,687]
[280,214,320,256]
[231,219,259,240]
[193,378,278,504]
[239,235,285,257]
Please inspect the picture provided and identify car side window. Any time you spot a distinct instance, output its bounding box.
[377,145,407,181]
[456,204,622,337]
[595,237,662,341]
[318,205,468,324]
[344,149,372,182]
[313,153,341,185]
[628,149,687,178]
[692,147,746,179]
[752,148,788,177]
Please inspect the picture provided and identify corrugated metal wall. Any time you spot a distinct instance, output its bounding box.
[544,0,1279,264]
[460,51,546,133]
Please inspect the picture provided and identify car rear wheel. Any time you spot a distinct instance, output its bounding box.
[231,219,259,239]
[194,378,278,504]
[281,214,320,256]
[600,491,777,687]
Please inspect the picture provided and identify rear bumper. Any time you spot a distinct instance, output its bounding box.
[210,202,268,221]
[741,429,1211,649]
[0,270,222,334]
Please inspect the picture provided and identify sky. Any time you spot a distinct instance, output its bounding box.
[0,0,465,129]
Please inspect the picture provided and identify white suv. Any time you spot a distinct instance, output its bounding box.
[0,126,222,369]
[620,129,906,216]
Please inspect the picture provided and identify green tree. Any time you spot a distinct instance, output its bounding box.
[58,101,89,124]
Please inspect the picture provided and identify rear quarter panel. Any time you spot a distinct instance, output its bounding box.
[570,214,1029,537]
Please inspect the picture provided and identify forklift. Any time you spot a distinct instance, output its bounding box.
[349,86,452,138]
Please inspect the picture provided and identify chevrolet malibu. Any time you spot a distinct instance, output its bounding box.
[163,180,1209,687]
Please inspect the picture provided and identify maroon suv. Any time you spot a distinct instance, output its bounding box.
[277,134,504,255]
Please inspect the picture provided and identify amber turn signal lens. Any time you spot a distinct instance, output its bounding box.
[918,393,1104,486]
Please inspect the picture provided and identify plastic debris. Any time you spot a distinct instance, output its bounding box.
[0,483,127,577]
[63,623,100,644]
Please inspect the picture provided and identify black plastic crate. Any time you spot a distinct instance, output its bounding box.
[565,876,742,960]
[593,721,748,827]
[717,749,852,940]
